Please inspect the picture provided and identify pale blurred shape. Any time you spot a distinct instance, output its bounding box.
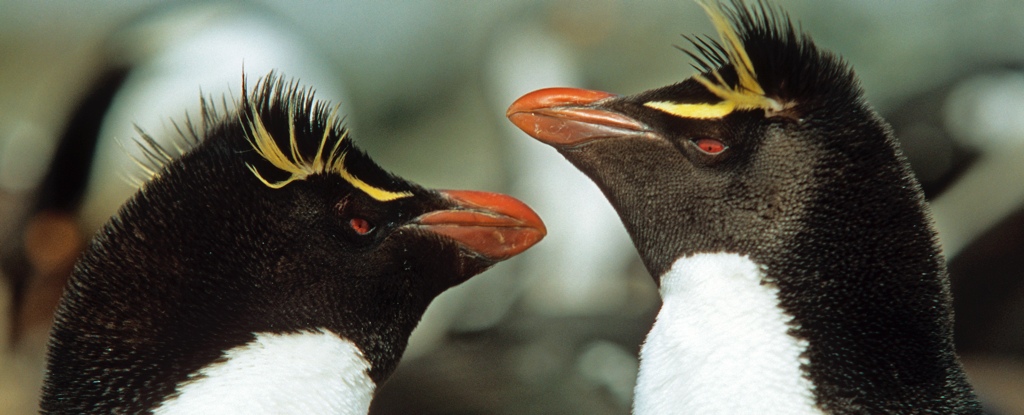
[944,71,1024,150]
[0,122,53,192]
[577,340,639,408]
[488,20,638,318]
[933,71,1024,257]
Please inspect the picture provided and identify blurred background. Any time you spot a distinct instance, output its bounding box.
[2,0,1023,413]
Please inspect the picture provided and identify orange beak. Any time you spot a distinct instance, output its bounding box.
[506,87,647,147]
[416,190,546,261]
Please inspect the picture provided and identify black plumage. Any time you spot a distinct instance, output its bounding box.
[41,74,544,413]
[508,0,979,413]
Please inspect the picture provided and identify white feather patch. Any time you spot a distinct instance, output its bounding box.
[632,253,821,414]
[154,331,375,415]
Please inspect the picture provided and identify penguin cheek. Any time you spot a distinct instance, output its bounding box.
[372,230,465,292]
[425,233,492,289]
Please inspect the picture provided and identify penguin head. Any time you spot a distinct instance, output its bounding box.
[229,112,543,301]
[45,74,545,410]
[129,75,544,376]
[177,77,537,305]
[506,0,916,279]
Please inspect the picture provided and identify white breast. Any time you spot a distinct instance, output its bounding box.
[632,252,822,414]
[154,330,376,415]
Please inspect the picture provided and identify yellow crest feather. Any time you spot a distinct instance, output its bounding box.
[244,104,413,202]
[692,0,781,113]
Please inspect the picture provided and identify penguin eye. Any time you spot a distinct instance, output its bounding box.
[349,218,374,235]
[692,138,727,154]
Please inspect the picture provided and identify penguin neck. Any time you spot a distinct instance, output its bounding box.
[153,330,375,415]
[632,252,823,415]
[766,132,979,411]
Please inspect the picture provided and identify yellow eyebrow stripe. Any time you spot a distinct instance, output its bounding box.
[644,100,737,119]
[336,154,413,202]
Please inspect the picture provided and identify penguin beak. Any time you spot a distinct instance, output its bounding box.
[506,87,649,147]
[415,190,546,261]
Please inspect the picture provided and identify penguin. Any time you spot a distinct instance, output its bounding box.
[506,1,980,413]
[39,74,545,414]
[1,67,129,348]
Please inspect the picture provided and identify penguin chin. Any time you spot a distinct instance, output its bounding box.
[448,254,496,285]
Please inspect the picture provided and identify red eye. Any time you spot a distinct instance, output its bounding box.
[350,218,374,235]
[693,138,727,154]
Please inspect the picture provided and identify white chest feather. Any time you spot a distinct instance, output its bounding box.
[632,253,822,415]
[154,331,376,415]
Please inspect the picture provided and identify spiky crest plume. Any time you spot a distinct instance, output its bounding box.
[130,74,413,202]
[647,0,860,120]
